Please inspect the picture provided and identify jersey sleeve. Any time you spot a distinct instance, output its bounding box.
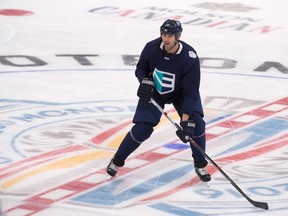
[181,56,201,116]
[135,44,151,83]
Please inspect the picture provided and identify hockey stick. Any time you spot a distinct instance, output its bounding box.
[150,98,269,210]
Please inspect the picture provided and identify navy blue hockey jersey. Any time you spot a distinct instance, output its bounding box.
[135,37,204,117]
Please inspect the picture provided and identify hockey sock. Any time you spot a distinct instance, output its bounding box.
[115,123,154,162]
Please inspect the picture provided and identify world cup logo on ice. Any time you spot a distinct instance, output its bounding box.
[0,97,287,215]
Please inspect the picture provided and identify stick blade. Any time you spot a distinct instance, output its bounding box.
[253,201,269,210]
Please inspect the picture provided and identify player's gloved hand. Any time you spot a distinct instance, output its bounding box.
[176,120,196,143]
[137,77,155,101]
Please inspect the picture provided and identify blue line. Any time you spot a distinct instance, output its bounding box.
[0,98,135,106]
[203,70,288,80]
[0,68,130,74]
[0,68,287,80]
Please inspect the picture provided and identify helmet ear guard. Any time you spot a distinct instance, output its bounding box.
[175,33,181,40]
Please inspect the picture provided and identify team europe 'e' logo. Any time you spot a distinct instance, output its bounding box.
[153,68,175,94]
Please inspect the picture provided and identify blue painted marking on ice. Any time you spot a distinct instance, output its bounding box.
[72,164,192,205]
[215,118,287,157]
[163,143,189,150]
[150,203,211,216]
[206,113,232,124]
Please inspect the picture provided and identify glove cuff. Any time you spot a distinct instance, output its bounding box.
[141,78,155,87]
[180,120,195,128]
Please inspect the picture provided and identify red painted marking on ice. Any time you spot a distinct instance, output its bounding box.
[0,9,33,16]
[4,97,288,215]
[5,145,183,215]
[205,97,288,139]
[218,134,288,163]
[91,121,131,144]
[90,107,176,145]
[140,134,288,202]
[136,151,168,161]
[0,145,86,178]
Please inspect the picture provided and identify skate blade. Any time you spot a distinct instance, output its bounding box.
[200,181,210,188]
[106,174,113,181]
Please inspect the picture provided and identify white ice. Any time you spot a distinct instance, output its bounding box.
[0,0,287,216]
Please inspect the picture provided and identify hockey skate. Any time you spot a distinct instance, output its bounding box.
[195,167,211,182]
[106,159,119,177]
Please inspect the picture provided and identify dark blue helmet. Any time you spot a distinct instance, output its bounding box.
[160,19,183,36]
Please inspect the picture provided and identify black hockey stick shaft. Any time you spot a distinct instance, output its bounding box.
[150,98,269,210]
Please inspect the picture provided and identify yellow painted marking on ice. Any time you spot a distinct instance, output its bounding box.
[155,111,179,129]
[107,134,125,149]
[2,150,113,189]
[106,111,179,148]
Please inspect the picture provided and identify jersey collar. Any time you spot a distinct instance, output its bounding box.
[160,41,183,55]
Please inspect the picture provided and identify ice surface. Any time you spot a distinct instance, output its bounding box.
[0,0,287,215]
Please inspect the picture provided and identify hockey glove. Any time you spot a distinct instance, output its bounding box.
[137,77,155,101]
[176,120,196,143]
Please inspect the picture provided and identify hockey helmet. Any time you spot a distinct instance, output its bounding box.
[160,19,183,36]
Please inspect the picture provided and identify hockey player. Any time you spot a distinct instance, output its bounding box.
[106,19,211,182]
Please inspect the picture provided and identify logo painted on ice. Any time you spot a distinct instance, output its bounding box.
[193,2,258,12]
[1,97,288,215]
[153,68,175,94]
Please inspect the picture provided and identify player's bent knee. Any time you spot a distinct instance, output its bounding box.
[131,123,154,142]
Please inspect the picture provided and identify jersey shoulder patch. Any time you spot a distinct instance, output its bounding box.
[188,50,197,58]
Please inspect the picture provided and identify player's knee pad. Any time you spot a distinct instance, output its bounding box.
[191,112,206,138]
[131,123,154,143]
